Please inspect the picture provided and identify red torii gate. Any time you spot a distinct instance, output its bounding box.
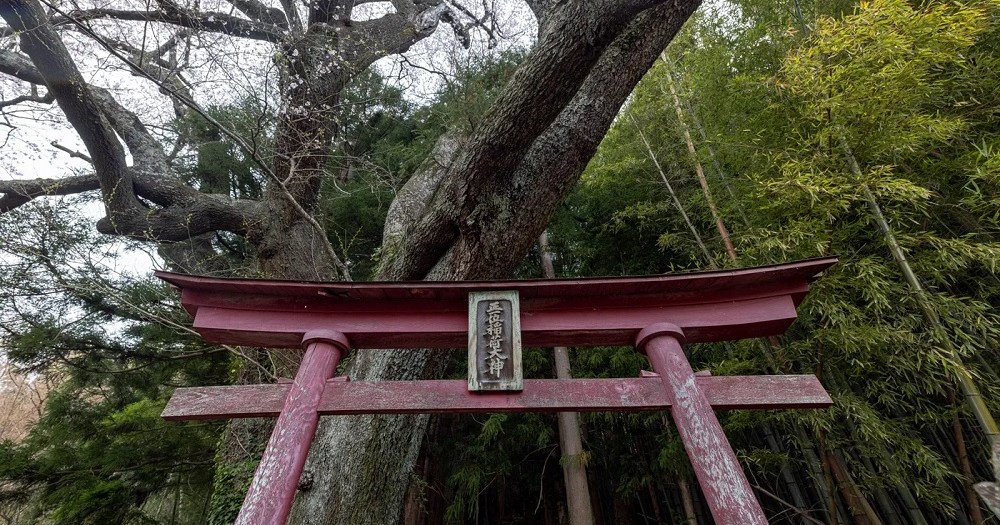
[158,257,837,524]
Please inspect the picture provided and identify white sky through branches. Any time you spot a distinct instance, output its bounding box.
[0,0,535,275]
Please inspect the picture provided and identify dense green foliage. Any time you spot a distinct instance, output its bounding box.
[0,203,228,523]
[4,1,1000,523]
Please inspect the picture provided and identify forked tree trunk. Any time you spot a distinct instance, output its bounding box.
[288,4,701,523]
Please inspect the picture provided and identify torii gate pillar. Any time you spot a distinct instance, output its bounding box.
[638,323,768,523]
[238,331,349,524]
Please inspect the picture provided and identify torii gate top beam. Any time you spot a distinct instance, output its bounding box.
[155,257,836,349]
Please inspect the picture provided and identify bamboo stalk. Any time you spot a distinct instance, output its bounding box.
[627,111,716,267]
[830,449,884,525]
[678,478,699,525]
[953,391,987,524]
[661,53,738,262]
[538,231,595,525]
[838,134,1000,441]
[678,81,751,229]
[761,424,812,525]
[646,481,664,524]
[816,431,841,525]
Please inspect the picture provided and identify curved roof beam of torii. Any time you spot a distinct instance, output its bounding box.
[156,257,838,349]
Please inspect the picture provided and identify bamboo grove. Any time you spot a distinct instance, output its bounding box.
[3,0,1000,523]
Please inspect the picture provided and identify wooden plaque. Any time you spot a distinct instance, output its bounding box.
[468,291,522,391]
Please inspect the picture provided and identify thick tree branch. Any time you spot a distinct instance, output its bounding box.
[4,0,142,222]
[0,162,265,241]
[0,175,100,212]
[382,132,465,254]
[1,2,267,243]
[51,9,351,276]
[379,0,675,279]
[278,0,303,31]
[59,6,285,42]
[0,49,45,85]
[461,0,702,276]
[342,8,445,65]
[449,0,664,214]
[225,0,288,28]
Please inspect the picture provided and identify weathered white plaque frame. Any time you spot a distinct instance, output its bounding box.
[468,290,523,391]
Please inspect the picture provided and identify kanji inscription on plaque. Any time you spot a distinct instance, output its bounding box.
[468,291,523,391]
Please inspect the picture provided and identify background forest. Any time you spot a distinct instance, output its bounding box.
[3,0,1000,523]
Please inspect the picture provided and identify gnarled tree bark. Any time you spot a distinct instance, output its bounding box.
[0,0,700,522]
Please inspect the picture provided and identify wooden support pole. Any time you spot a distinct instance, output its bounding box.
[539,231,595,525]
[636,323,767,525]
[236,330,349,525]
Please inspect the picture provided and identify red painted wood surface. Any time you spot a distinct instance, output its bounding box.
[156,259,839,525]
[639,324,768,524]
[236,332,346,525]
[155,258,836,349]
[188,295,796,349]
[162,375,832,420]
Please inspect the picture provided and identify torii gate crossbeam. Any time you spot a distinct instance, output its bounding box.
[158,257,837,524]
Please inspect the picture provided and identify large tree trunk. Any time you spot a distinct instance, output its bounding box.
[290,3,700,523]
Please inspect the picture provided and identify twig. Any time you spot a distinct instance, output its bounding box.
[0,90,54,110]
[51,141,93,163]
[752,484,826,525]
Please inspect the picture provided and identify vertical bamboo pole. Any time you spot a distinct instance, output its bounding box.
[838,134,1000,441]
[661,53,738,262]
[953,391,987,524]
[538,231,595,525]
[627,111,716,267]
[678,478,699,525]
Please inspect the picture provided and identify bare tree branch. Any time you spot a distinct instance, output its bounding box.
[4,0,142,222]
[56,6,352,278]
[442,0,498,48]
[59,6,285,42]
[50,141,93,163]
[341,9,447,64]
[0,49,45,85]
[0,2,270,244]
[225,0,288,28]
[278,0,302,31]
[0,175,100,212]
[149,29,193,59]
[102,35,194,119]
[0,90,54,110]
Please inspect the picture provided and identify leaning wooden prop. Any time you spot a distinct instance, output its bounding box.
[158,257,837,524]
